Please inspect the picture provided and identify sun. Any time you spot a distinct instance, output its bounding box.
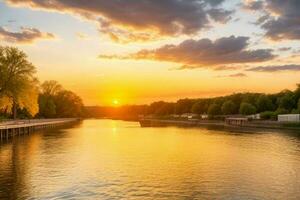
[112,99,120,105]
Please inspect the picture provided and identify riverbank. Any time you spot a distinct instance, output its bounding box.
[0,118,80,141]
[139,118,300,131]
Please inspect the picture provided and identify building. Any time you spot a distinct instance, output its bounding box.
[181,113,198,119]
[278,114,300,122]
[201,114,209,120]
[247,114,261,120]
[225,118,248,126]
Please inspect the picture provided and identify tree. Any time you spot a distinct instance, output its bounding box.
[175,99,194,114]
[208,103,221,116]
[38,80,62,118]
[0,46,39,118]
[38,95,56,118]
[256,94,273,112]
[54,90,84,117]
[277,94,295,111]
[155,103,174,116]
[221,100,236,115]
[41,80,62,96]
[191,100,208,114]
[239,103,257,115]
[294,83,300,102]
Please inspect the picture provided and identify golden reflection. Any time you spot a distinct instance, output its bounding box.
[1,120,300,199]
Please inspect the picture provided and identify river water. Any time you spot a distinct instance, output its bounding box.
[0,119,300,200]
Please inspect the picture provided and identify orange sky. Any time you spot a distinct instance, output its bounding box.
[1,0,300,106]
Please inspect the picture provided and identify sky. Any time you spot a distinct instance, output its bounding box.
[0,0,300,106]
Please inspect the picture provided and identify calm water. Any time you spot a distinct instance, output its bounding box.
[0,120,300,200]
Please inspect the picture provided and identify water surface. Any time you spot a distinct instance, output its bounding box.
[1,119,300,199]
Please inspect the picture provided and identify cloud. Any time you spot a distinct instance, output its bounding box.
[204,0,226,6]
[5,0,234,42]
[208,8,234,24]
[244,0,300,41]
[243,0,265,10]
[247,64,300,72]
[0,26,55,43]
[99,36,276,69]
[228,73,247,77]
[217,73,248,78]
[278,47,292,52]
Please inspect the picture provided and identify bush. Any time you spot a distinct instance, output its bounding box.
[275,108,289,115]
[291,109,300,114]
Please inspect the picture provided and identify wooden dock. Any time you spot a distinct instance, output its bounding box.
[0,118,79,141]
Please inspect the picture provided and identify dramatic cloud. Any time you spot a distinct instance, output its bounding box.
[5,0,234,42]
[204,0,226,6]
[0,26,55,43]
[244,0,300,40]
[247,64,300,72]
[243,0,265,10]
[208,9,234,24]
[99,36,276,69]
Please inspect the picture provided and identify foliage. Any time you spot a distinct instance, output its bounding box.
[0,46,84,119]
[256,95,273,112]
[191,100,208,114]
[260,111,277,120]
[221,100,236,115]
[208,103,221,116]
[277,93,295,111]
[38,81,84,118]
[0,46,39,118]
[239,103,257,115]
[174,99,195,114]
[54,90,84,117]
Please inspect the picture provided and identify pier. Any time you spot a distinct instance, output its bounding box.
[0,118,79,141]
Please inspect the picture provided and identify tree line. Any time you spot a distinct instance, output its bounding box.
[87,86,300,120]
[0,46,84,119]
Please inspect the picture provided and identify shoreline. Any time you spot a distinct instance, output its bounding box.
[139,118,300,132]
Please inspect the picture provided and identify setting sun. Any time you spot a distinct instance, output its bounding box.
[112,99,120,105]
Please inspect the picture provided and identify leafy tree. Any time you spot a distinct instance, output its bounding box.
[0,46,39,118]
[256,94,273,112]
[294,83,300,101]
[239,103,257,115]
[54,90,84,117]
[277,94,295,111]
[208,103,221,116]
[221,100,236,115]
[175,99,194,114]
[38,95,56,118]
[41,80,62,96]
[191,100,207,114]
[155,103,174,116]
[148,101,167,115]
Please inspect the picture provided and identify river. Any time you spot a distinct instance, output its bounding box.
[0,119,300,199]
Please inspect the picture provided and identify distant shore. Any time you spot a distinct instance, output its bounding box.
[139,118,300,131]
